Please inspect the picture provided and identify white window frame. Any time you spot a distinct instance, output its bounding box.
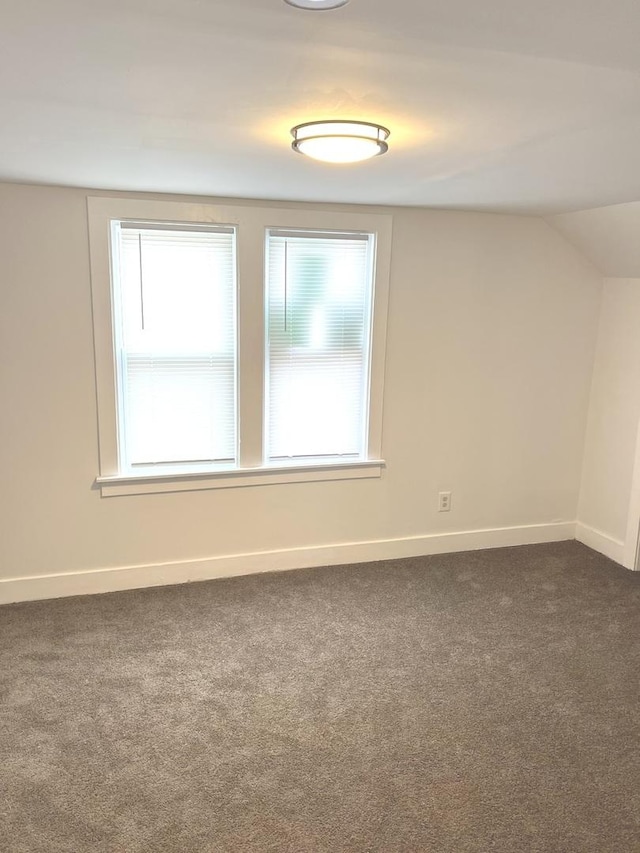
[88,197,392,496]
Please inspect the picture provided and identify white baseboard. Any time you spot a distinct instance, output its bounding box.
[575,522,626,566]
[0,521,575,605]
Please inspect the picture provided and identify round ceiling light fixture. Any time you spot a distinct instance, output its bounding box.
[291,120,390,164]
[283,0,350,9]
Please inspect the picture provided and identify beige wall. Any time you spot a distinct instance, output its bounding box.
[0,183,602,595]
[577,278,640,557]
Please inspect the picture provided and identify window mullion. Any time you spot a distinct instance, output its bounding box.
[237,223,265,468]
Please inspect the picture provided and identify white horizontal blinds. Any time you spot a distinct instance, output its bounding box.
[115,225,237,467]
[266,230,373,461]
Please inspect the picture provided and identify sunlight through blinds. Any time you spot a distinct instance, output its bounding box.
[266,230,374,462]
[115,225,237,468]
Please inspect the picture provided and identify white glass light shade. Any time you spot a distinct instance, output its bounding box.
[284,0,350,9]
[291,121,390,164]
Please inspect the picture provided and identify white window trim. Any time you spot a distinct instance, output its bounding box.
[88,196,392,497]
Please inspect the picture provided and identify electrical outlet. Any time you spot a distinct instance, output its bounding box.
[438,491,452,512]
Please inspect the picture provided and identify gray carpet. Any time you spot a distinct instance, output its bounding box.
[1,541,640,852]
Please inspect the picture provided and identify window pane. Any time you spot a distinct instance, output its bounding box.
[265,232,373,461]
[115,226,236,467]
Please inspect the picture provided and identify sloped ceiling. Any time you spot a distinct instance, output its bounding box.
[2,0,640,212]
[549,203,640,277]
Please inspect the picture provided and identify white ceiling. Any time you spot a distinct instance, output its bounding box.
[2,0,640,213]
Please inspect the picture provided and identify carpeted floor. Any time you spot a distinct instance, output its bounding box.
[1,541,640,852]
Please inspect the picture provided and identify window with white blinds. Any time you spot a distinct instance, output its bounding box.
[113,224,237,470]
[90,197,390,494]
[265,230,374,462]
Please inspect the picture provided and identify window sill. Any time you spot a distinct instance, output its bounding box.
[95,459,385,497]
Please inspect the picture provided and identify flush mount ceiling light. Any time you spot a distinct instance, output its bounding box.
[284,0,350,9]
[291,120,390,164]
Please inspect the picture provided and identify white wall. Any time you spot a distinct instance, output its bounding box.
[0,183,602,601]
[576,279,640,564]
[549,202,640,568]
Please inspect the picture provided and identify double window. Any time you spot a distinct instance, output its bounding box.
[88,198,391,495]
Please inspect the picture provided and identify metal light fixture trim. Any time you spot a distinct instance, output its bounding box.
[290,120,390,164]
